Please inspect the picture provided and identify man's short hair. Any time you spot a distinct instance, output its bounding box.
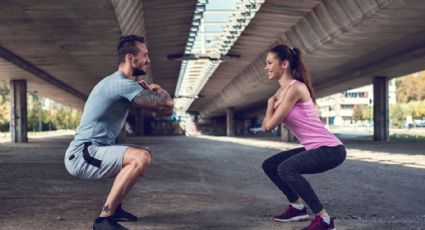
[117,35,145,63]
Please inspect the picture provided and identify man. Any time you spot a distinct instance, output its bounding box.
[64,35,174,230]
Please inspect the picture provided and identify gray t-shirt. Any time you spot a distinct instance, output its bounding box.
[70,71,143,147]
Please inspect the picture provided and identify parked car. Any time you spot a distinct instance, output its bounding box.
[416,120,425,127]
[249,127,263,135]
[249,126,278,135]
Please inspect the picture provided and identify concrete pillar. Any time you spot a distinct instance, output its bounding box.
[373,76,389,141]
[280,123,296,142]
[134,109,144,136]
[226,107,235,136]
[277,123,281,136]
[10,80,28,143]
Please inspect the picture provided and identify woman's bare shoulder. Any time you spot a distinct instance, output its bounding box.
[291,80,311,100]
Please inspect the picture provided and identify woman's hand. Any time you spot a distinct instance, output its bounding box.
[263,84,300,132]
[268,96,276,104]
[267,96,277,110]
[263,96,277,132]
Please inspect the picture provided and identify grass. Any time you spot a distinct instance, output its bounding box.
[390,133,425,141]
[356,134,425,141]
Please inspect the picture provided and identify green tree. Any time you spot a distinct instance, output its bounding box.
[412,100,425,119]
[1,84,81,132]
[390,104,404,128]
[352,105,372,121]
[0,82,10,131]
[361,106,372,121]
[27,93,42,131]
[396,71,425,103]
[352,105,363,121]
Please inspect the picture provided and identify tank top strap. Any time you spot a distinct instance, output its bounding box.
[274,80,298,109]
[289,79,297,86]
[283,79,297,95]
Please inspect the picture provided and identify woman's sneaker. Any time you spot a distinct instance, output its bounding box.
[273,204,309,222]
[302,215,336,230]
[110,203,138,222]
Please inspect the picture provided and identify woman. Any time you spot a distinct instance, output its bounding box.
[261,45,346,230]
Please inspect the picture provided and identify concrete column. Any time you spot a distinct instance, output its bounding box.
[280,123,296,142]
[277,123,281,136]
[226,107,235,136]
[134,109,144,136]
[10,80,28,143]
[373,76,389,141]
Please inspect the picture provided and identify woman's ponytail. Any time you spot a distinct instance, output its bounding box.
[292,48,316,104]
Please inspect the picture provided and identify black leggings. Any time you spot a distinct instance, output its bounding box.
[262,145,346,213]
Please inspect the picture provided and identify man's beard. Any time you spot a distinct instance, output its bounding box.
[133,67,146,77]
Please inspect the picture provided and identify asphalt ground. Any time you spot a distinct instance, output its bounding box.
[0,135,424,229]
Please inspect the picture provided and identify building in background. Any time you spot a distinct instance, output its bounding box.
[318,79,396,126]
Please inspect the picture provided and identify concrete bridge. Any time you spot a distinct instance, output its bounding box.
[1,0,425,142]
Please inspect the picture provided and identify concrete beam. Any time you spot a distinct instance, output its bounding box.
[10,80,28,143]
[197,0,425,118]
[111,0,153,83]
[315,28,425,97]
[0,46,87,101]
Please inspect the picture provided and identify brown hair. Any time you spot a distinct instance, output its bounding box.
[117,35,145,63]
[270,45,316,104]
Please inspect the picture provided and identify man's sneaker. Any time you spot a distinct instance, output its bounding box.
[302,215,336,230]
[110,204,138,222]
[93,217,128,230]
[273,204,309,222]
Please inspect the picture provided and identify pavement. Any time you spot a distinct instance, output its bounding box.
[0,135,424,230]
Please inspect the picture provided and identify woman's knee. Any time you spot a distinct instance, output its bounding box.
[277,163,297,181]
[262,158,276,174]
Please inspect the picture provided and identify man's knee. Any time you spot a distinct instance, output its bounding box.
[133,149,152,170]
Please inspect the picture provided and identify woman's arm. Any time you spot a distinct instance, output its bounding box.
[262,85,301,132]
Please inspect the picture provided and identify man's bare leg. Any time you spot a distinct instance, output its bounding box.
[99,147,152,217]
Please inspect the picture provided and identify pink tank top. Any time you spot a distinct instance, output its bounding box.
[282,81,343,150]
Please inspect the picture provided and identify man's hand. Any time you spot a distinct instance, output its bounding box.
[138,80,162,91]
[138,80,149,89]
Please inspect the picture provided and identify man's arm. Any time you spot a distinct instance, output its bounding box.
[133,88,174,111]
[156,105,174,116]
